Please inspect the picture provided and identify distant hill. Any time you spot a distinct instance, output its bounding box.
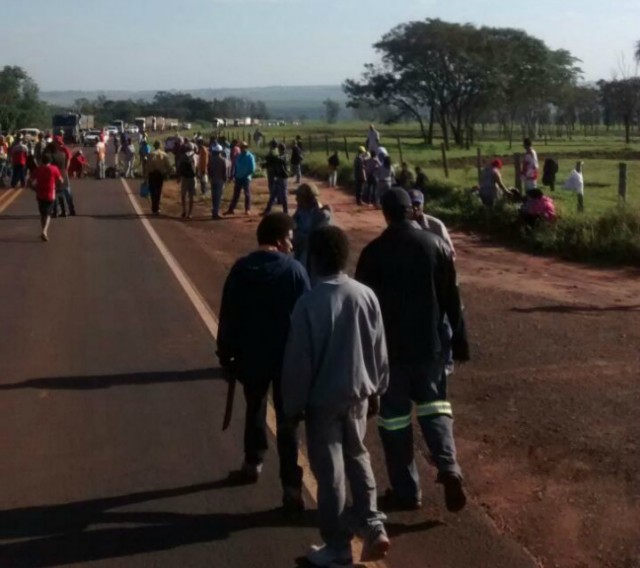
[40,85,350,120]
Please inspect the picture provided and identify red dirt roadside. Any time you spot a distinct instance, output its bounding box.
[152,174,640,568]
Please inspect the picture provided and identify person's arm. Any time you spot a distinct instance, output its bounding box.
[494,169,509,194]
[281,300,314,419]
[436,247,469,362]
[216,267,241,368]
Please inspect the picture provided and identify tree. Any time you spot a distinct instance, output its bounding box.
[323,98,340,123]
[0,66,49,130]
[599,78,640,143]
[635,40,640,64]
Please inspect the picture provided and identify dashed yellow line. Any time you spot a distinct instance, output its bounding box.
[0,189,15,205]
[0,188,23,213]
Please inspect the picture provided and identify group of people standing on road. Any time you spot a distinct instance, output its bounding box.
[0,131,78,241]
[217,179,469,566]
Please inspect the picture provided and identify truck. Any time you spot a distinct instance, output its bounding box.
[52,112,94,144]
[134,117,146,132]
[112,119,125,133]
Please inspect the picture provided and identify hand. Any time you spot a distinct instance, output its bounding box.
[367,395,380,418]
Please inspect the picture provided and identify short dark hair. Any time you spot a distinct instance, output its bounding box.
[309,226,349,276]
[523,137,532,147]
[257,213,294,246]
[41,153,52,165]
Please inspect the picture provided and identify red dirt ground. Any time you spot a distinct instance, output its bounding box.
[154,174,640,568]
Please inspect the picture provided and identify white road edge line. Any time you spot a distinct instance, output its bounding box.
[121,179,388,568]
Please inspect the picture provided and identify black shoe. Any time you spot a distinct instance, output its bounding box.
[378,488,422,512]
[70,210,76,216]
[438,472,466,513]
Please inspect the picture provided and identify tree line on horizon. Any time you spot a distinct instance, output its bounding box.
[344,18,640,147]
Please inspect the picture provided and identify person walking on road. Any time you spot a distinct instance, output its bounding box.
[123,138,136,178]
[355,188,470,513]
[282,225,391,567]
[31,152,63,242]
[145,141,173,215]
[292,183,332,270]
[197,139,209,197]
[113,133,121,169]
[208,145,229,220]
[327,151,339,187]
[217,213,310,514]
[353,146,368,206]
[262,143,290,215]
[224,141,255,216]
[290,139,304,184]
[10,136,29,188]
[177,142,197,219]
[49,138,76,217]
[95,138,107,180]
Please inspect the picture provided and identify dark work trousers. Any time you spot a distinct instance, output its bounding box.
[264,177,288,214]
[243,376,302,491]
[148,171,165,213]
[355,178,365,204]
[227,177,251,213]
[377,360,461,504]
[10,164,26,188]
[364,175,376,204]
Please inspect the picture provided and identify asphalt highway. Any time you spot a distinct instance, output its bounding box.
[0,176,538,567]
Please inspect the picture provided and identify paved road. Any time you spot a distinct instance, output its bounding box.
[0,177,537,567]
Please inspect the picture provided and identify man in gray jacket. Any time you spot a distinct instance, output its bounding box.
[281,226,390,568]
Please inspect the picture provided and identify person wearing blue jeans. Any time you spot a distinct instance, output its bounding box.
[225,142,255,215]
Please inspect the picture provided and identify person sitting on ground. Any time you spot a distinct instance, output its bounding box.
[292,183,332,270]
[327,151,340,187]
[396,162,415,191]
[68,150,88,179]
[519,188,557,227]
[478,159,510,207]
[217,213,310,514]
[281,225,390,567]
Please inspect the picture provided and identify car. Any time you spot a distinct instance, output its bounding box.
[83,129,105,146]
[126,125,139,134]
[105,125,119,136]
[18,128,41,142]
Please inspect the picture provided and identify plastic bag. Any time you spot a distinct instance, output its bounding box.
[139,182,150,198]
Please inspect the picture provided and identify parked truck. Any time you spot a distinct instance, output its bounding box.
[52,112,95,144]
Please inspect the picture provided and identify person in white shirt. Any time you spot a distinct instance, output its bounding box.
[366,124,380,155]
[521,137,539,194]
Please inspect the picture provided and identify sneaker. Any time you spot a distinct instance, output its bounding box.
[282,486,304,516]
[306,544,352,567]
[40,233,48,242]
[238,461,262,484]
[438,472,467,513]
[360,529,390,562]
[211,213,221,220]
[378,488,422,511]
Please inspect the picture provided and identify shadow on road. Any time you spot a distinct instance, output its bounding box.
[512,304,640,314]
[0,476,317,567]
[0,367,225,391]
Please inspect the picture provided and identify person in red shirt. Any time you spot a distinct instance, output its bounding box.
[32,153,63,241]
[11,138,29,188]
[53,136,77,216]
[69,150,88,178]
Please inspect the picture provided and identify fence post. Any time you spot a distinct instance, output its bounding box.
[343,136,350,160]
[440,143,449,178]
[396,136,403,164]
[476,147,482,184]
[325,135,329,156]
[514,153,522,191]
[618,162,627,203]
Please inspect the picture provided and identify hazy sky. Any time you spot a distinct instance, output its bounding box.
[6,0,640,91]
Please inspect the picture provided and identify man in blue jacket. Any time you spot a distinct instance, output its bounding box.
[217,213,310,514]
[224,141,256,215]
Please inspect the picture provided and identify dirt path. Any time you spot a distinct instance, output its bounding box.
[154,175,640,568]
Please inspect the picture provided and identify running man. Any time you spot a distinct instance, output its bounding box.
[31,153,63,241]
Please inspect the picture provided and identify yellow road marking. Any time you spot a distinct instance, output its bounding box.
[121,179,389,568]
[0,188,15,205]
[0,188,23,213]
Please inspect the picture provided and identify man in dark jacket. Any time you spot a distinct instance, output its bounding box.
[217,213,310,514]
[355,188,470,514]
[262,143,290,215]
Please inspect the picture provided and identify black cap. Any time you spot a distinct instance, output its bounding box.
[381,187,412,216]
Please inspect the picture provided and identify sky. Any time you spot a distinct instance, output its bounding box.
[5,0,640,92]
